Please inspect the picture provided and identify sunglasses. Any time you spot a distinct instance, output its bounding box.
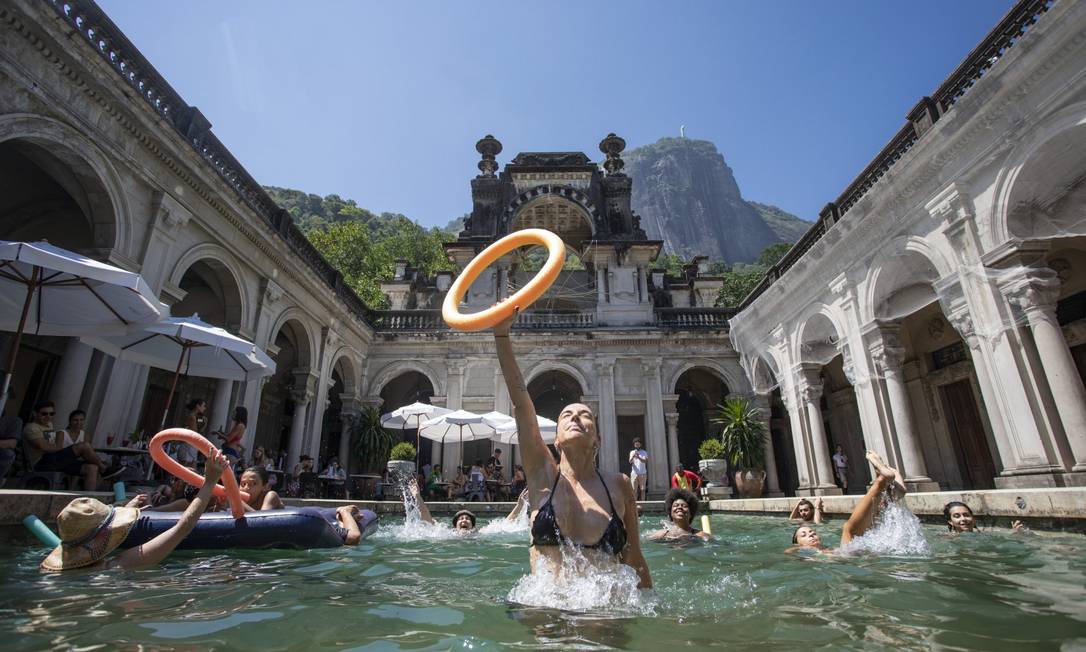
[39,411,55,416]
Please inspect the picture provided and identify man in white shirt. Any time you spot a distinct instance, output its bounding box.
[832,444,849,492]
[628,438,648,500]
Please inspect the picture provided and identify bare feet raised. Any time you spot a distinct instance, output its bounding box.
[865,451,907,498]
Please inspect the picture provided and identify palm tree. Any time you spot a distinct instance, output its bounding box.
[712,397,768,471]
[352,406,394,473]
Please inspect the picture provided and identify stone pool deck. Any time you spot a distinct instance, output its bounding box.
[710,487,1086,532]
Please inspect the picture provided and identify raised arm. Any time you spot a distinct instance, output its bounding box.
[505,489,530,521]
[111,450,228,569]
[408,480,435,524]
[493,314,555,489]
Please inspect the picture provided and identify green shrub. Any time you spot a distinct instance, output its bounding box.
[389,442,417,462]
[698,438,726,460]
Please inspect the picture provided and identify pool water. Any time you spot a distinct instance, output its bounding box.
[1,512,1084,650]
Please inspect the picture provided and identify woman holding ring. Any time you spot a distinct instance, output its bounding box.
[494,312,651,588]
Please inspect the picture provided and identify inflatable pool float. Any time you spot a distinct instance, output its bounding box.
[121,506,379,550]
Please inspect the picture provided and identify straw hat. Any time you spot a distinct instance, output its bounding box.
[40,497,139,572]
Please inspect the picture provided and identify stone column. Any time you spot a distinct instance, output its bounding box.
[870,327,937,488]
[1005,269,1086,471]
[642,359,668,494]
[665,412,680,475]
[595,359,619,473]
[443,363,464,472]
[51,339,95,425]
[798,377,841,494]
[752,394,783,496]
[287,389,312,469]
[780,385,813,491]
[208,378,234,434]
[596,266,607,305]
[637,266,649,303]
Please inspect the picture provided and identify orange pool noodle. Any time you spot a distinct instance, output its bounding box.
[150,428,249,519]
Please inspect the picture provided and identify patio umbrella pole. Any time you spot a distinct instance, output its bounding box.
[0,266,39,415]
[159,344,191,429]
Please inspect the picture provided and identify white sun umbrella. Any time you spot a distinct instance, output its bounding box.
[0,240,164,413]
[82,315,275,427]
[493,414,558,445]
[380,401,452,463]
[418,409,498,469]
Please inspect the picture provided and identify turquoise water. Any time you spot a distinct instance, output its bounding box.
[1,512,1084,650]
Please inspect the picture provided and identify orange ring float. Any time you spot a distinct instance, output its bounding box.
[149,428,249,519]
[441,228,566,331]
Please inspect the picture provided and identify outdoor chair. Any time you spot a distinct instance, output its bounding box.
[298,472,319,499]
[462,477,487,502]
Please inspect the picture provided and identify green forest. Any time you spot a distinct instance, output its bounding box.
[267,185,794,310]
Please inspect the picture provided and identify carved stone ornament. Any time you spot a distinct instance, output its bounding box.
[927,317,946,341]
[599,133,626,176]
[946,311,977,343]
[871,345,906,373]
[476,134,502,178]
[262,279,285,306]
[1003,268,1061,315]
[801,383,824,404]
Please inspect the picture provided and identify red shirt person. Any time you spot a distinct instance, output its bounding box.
[670,464,702,491]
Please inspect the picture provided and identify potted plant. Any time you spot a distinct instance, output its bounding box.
[352,406,394,474]
[713,397,768,498]
[697,438,729,487]
[387,442,417,479]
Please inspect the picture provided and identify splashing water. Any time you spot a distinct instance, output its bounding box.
[477,504,530,535]
[841,500,932,556]
[506,543,653,614]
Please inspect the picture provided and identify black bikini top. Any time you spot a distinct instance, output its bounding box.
[530,469,627,554]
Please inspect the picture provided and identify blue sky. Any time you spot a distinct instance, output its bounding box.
[98,0,1014,228]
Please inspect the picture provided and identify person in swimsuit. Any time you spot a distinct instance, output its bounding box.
[648,488,710,541]
[214,406,246,464]
[239,466,285,511]
[789,451,905,553]
[494,313,651,589]
[788,497,824,524]
[409,480,529,533]
[943,501,1026,534]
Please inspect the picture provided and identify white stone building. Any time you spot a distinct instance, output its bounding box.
[729,0,1086,494]
[0,0,765,498]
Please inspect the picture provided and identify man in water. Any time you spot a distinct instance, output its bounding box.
[409,480,528,534]
[628,438,648,501]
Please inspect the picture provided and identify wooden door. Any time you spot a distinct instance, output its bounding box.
[942,380,996,489]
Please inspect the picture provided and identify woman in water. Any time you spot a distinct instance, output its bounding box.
[43,450,228,571]
[944,501,1026,534]
[239,466,285,511]
[789,451,904,553]
[494,314,651,588]
[648,488,711,541]
[788,497,824,524]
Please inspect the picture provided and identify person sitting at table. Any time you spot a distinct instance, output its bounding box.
[41,449,230,572]
[469,459,485,481]
[250,446,275,471]
[56,410,89,447]
[213,406,247,464]
[512,464,527,497]
[487,448,505,478]
[239,466,285,511]
[321,458,346,481]
[446,465,466,500]
[425,464,444,500]
[24,401,118,490]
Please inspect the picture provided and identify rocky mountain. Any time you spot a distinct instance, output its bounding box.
[624,137,810,264]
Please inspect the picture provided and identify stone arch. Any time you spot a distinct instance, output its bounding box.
[526,367,586,422]
[989,101,1086,246]
[665,359,747,396]
[168,244,250,333]
[266,307,318,370]
[525,361,591,396]
[794,306,847,366]
[861,235,954,324]
[367,360,444,398]
[501,185,600,243]
[671,365,731,469]
[329,347,361,397]
[0,113,132,257]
